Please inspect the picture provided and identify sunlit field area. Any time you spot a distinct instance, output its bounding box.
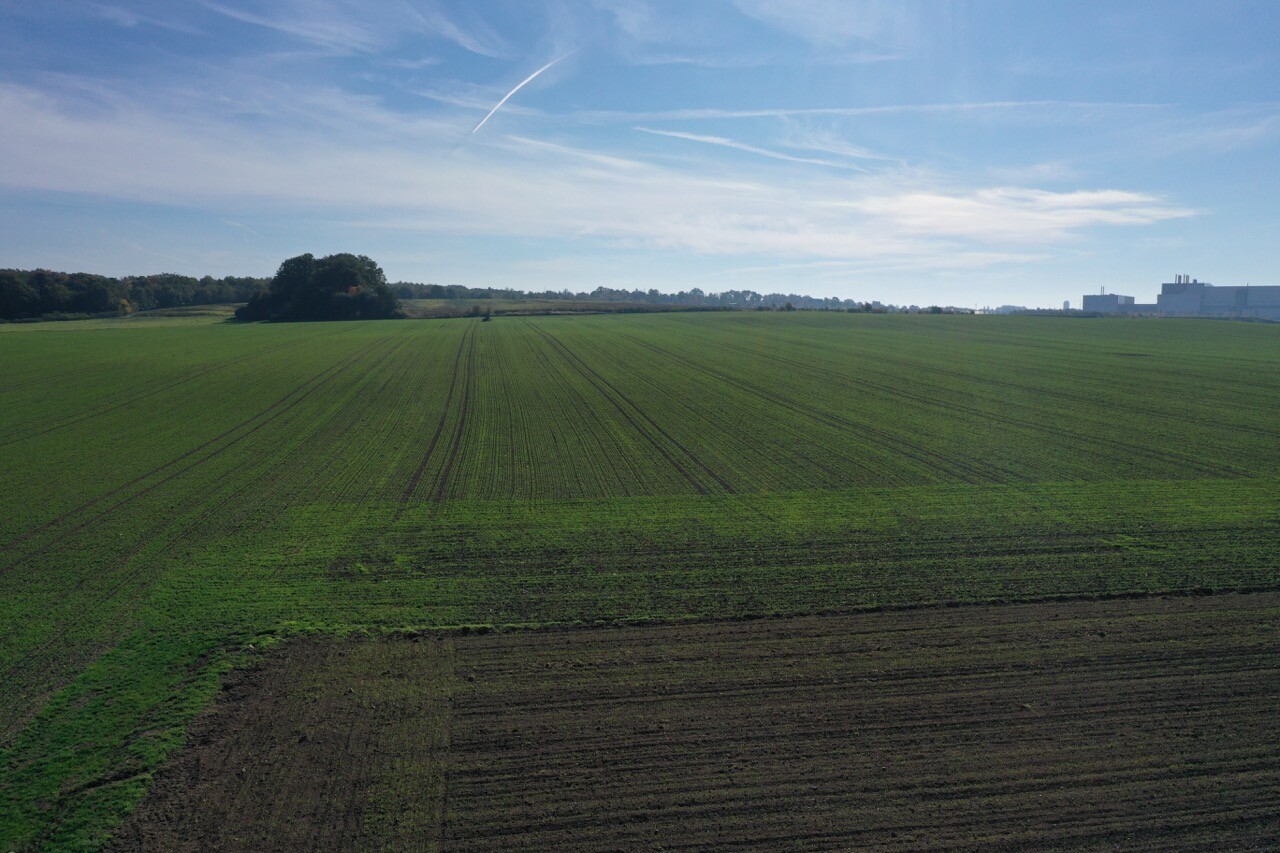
[2,312,1279,848]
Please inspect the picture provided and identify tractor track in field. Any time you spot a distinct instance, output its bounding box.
[0,332,421,736]
[0,330,382,554]
[680,328,1249,480]
[614,330,1011,486]
[400,323,475,511]
[0,329,350,448]
[523,320,734,496]
[431,322,479,502]
[706,327,1244,479]
[513,324,641,496]
[0,331,403,573]
[100,331,417,576]
[506,320,663,494]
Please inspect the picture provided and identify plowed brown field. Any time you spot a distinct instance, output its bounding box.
[112,593,1280,851]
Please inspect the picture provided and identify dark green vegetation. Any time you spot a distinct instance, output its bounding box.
[1,313,1279,848]
[112,595,1280,851]
[235,253,402,322]
[2,262,924,324]
[0,268,268,322]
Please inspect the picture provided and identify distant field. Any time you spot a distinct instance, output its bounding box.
[1,313,1279,848]
[0,303,239,331]
[398,297,722,317]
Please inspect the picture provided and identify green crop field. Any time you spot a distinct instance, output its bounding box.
[2,312,1279,848]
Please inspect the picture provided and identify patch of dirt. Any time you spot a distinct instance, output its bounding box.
[107,636,454,852]
[112,594,1280,851]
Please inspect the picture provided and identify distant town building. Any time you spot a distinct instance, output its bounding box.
[1081,275,1280,320]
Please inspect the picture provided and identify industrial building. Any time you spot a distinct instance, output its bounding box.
[1081,290,1136,313]
[1082,275,1280,320]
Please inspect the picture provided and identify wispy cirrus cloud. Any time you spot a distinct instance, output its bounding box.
[0,81,1193,270]
[577,100,1164,124]
[200,1,386,53]
[731,0,925,48]
[88,3,204,35]
[636,126,867,170]
[199,0,508,57]
[1140,106,1280,156]
[404,1,509,58]
[777,125,895,162]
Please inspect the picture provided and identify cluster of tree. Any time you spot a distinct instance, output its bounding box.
[0,269,269,321]
[235,253,403,322]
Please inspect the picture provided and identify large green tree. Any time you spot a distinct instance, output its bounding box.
[235,253,403,322]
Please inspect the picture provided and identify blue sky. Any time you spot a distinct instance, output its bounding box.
[1,1,1278,307]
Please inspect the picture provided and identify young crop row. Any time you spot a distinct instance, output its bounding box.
[1,312,1279,849]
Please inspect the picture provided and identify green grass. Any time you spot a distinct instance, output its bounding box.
[1,312,1279,848]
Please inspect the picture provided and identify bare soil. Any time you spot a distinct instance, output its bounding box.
[111,593,1280,851]
[107,637,454,852]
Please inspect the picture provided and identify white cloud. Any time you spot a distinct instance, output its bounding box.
[777,125,894,162]
[199,0,508,57]
[731,0,923,48]
[849,188,1194,244]
[404,1,510,58]
[0,81,1193,275]
[88,3,204,35]
[636,127,866,170]
[1143,108,1280,156]
[575,100,1163,124]
[200,1,384,53]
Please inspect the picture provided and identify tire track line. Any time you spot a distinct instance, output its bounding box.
[1,329,419,733]
[0,328,350,447]
[523,320,734,495]
[1,330,370,554]
[431,322,478,502]
[400,323,474,511]
[525,319,708,495]
[514,322,636,497]
[685,327,1244,479]
[619,327,989,485]
[0,331,400,573]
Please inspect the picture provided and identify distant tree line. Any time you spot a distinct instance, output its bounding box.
[2,261,978,322]
[393,281,972,314]
[0,268,269,321]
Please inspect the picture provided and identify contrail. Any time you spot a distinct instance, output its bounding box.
[471,51,576,135]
